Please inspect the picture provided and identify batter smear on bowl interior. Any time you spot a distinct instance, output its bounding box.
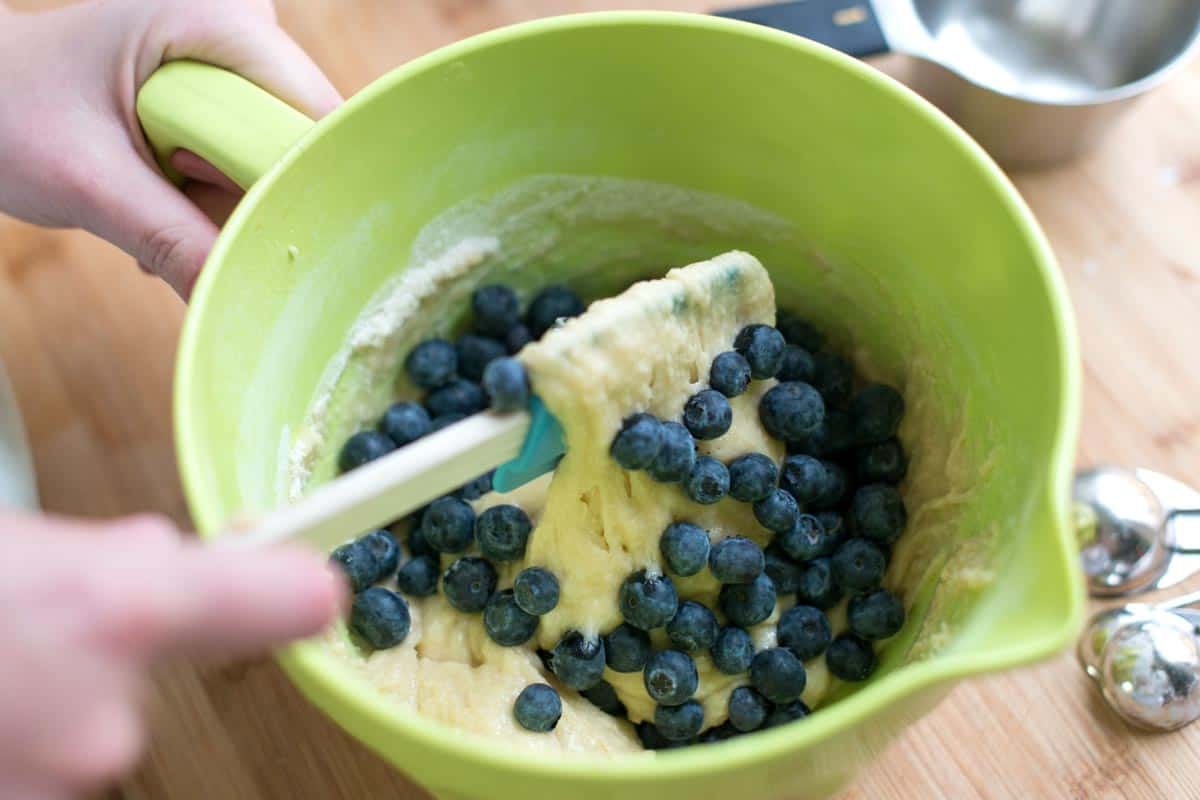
[324,251,910,752]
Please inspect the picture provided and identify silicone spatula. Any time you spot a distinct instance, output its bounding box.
[219,399,564,551]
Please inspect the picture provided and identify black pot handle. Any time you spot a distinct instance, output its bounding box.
[714,1,891,59]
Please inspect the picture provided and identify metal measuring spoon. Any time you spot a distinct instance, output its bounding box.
[1078,590,1200,679]
[1078,591,1200,731]
[1074,467,1200,597]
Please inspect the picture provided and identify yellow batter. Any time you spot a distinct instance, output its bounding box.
[325,252,843,752]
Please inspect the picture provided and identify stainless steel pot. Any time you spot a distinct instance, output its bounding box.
[718,0,1200,168]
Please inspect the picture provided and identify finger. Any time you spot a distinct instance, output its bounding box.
[71,136,219,298]
[104,513,185,547]
[182,181,241,228]
[53,699,144,793]
[151,7,342,120]
[152,545,347,658]
[172,149,241,194]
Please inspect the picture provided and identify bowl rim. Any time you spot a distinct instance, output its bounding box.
[175,9,1084,782]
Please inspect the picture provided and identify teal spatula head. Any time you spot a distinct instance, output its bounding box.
[492,397,565,493]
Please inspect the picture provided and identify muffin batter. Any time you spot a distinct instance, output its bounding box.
[325,252,843,751]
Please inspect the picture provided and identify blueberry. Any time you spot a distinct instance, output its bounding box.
[666,601,720,652]
[749,647,807,704]
[379,401,432,447]
[471,284,521,337]
[363,529,400,574]
[850,484,908,544]
[331,530,400,593]
[708,536,765,584]
[831,538,887,592]
[604,623,652,672]
[441,557,497,612]
[814,461,848,510]
[850,383,904,445]
[753,488,800,534]
[504,323,533,354]
[734,324,786,379]
[636,722,675,750]
[811,351,854,408]
[777,604,833,661]
[856,438,909,485]
[514,683,561,732]
[699,722,740,743]
[483,589,539,646]
[338,430,396,473]
[643,649,699,706]
[776,311,824,353]
[763,545,803,594]
[787,408,855,458]
[396,554,439,597]
[512,567,559,616]
[727,686,770,732]
[610,413,664,470]
[796,557,844,610]
[481,357,530,412]
[719,573,777,627]
[526,285,584,337]
[709,351,752,397]
[619,570,679,630]
[711,625,755,674]
[421,496,476,553]
[815,511,845,546]
[350,587,411,649]
[727,453,778,503]
[683,389,733,440]
[779,454,829,506]
[647,422,697,483]
[847,588,906,640]
[407,525,435,558]
[551,631,606,690]
[455,334,507,382]
[765,700,811,728]
[778,514,829,562]
[684,457,730,505]
[777,345,815,383]
[655,700,704,741]
[430,412,466,432]
[581,681,626,717]
[405,338,458,390]
[425,379,487,418]
[456,470,494,501]
[759,382,825,442]
[826,634,877,681]
[474,504,532,561]
[660,522,710,577]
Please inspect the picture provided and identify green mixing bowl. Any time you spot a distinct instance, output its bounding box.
[140,11,1083,800]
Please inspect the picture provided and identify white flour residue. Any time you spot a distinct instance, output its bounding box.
[286,237,498,500]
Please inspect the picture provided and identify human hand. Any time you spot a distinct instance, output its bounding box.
[0,510,346,800]
[0,0,341,297]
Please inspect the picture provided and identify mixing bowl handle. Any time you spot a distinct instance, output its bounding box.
[135,60,315,191]
[715,0,890,58]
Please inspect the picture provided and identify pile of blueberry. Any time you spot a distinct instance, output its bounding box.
[336,282,587,473]
[329,279,912,747]
[602,312,910,747]
[329,281,585,726]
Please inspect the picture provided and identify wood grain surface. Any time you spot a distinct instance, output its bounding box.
[4,1,1200,798]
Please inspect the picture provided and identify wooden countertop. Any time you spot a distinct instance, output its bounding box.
[3,1,1200,797]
